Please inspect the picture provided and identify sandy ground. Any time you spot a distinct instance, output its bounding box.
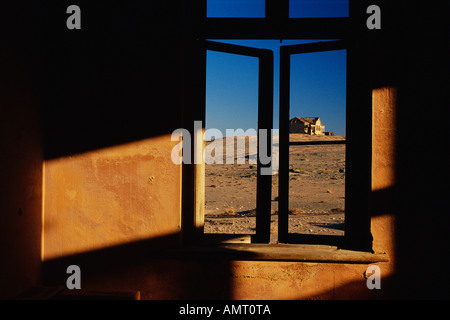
[203,134,346,240]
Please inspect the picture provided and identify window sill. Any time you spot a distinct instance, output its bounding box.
[157,243,389,264]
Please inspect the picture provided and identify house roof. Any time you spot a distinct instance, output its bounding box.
[289,117,320,124]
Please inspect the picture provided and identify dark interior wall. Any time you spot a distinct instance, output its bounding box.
[367,0,450,298]
[0,2,44,299]
[41,0,184,160]
[393,3,450,298]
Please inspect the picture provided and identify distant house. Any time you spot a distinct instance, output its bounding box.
[289,117,325,135]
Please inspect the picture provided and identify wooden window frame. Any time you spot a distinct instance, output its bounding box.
[278,40,347,246]
[181,40,274,244]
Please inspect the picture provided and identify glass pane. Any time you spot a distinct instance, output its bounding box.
[288,49,346,236]
[289,0,349,18]
[204,50,259,235]
[207,0,265,18]
[290,50,347,137]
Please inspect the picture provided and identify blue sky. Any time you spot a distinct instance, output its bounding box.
[207,0,348,18]
[205,1,348,136]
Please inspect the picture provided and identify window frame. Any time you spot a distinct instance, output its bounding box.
[182,40,274,245]
[278,40,348,246]
[182,0,373,252]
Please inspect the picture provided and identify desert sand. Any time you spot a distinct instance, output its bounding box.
[204,133,346,240]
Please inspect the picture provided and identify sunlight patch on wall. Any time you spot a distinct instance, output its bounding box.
[42,134,181,260]
[372,86,398,192]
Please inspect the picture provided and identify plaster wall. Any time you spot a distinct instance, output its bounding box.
[43,135,182,260]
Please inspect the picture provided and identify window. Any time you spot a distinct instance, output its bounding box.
[204,47,259,237]
[289,0,349,18]
[278,41,348,245]
[191,40,274,244]
[183,0,373,252]
[207,0,265,18]
[196,40,350,246]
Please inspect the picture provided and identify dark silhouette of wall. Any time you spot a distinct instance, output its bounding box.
[0,1,44,299]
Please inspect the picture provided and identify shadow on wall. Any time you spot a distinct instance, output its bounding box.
[41,231,386,300]
[42,232,236,300]
[42,0,184,161]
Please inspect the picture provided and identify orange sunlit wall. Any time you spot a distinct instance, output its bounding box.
[42,135,181,261]
[371,86,397,281]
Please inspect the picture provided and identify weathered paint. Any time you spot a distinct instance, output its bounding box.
[43,135,181,260]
